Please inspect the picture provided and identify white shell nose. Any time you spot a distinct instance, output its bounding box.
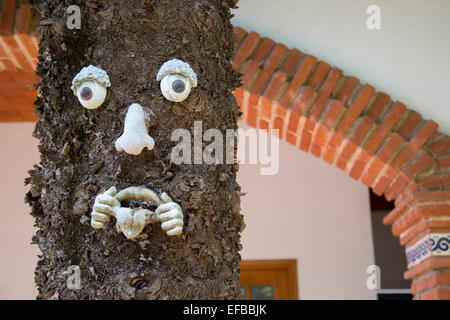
[115,103,155,156]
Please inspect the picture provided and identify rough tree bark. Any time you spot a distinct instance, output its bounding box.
[26,0,244,299]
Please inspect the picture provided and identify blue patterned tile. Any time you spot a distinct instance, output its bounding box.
[430,233,450,256]
[406,235,431,268]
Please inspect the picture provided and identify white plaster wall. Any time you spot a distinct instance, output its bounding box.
[0,122,39,299]
[237,122,376,299]
[232,0,450,134]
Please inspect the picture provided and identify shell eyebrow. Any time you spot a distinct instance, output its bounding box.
[156,59,197,87]
[71,65,111,95]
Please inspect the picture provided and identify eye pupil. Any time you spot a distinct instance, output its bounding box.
[172,80,185,93]
[80,87,93,100]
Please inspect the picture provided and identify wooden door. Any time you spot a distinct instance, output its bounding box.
[239,260,298,300]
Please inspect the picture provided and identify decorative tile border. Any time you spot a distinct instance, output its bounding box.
[406,233,450,268]
[406,234,431,268]
[430,233,450,256]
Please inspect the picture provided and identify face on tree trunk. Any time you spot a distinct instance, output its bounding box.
[27,0,243,299]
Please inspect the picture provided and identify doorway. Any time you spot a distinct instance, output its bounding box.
[239,259,298,300]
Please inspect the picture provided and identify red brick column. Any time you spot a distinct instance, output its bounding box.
[384,138,450,299]
[0,0,40,121]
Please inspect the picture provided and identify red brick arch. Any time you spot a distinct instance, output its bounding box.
[232,27,450,300]
[0,2,449,299]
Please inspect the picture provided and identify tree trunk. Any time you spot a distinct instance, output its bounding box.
[26,0,243,300]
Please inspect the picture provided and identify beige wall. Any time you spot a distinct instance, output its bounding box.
[0,122,376,299]
[232,0,450,134]
[0,122,39,299]
[238,122,376,300]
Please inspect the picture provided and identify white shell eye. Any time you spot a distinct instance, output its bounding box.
[76,81,107,109]
[71,65,111,109]
[156,59,197,103]
[160,74,191,102]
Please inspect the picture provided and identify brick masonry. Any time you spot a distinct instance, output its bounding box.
[0,0,40,121]
[1,2,450,300]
